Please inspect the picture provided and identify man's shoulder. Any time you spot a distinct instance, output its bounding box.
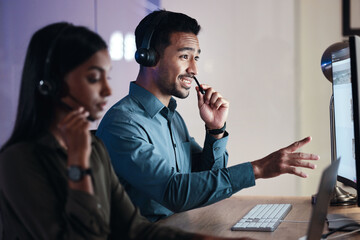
[100,94,148,126]
[106,95,140,115]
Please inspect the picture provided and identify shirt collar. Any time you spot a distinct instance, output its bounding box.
[129,81,177,118]
[37,132,61,150]
[160,98,177,121]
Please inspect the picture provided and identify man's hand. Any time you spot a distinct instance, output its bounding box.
[251,136,320,179]
[196,84,229,131]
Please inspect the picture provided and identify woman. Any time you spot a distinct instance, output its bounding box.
[0,22,253,240]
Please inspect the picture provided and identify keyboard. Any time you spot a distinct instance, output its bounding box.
[231,203,292,232]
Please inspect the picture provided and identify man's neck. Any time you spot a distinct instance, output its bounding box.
[135,72,171,107]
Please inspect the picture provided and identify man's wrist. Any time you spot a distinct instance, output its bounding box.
[251,161,261,179]
[205,122,226,135]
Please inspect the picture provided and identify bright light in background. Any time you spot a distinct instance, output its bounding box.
[124,33,136,61]
[109,31,136,62]
[109,31,123,61]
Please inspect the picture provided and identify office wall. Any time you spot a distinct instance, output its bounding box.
[297,0,345,195]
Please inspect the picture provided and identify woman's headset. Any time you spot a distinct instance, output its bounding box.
[38,25,70,96]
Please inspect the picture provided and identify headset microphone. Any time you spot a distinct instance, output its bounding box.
[60,95,95,122]
[193,77,205,94]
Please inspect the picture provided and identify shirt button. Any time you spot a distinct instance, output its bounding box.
[97,203,102,209]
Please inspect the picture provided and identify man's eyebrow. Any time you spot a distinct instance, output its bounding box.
[177,47,201,54]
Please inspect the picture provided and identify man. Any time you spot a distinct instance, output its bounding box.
[96,10,319,222]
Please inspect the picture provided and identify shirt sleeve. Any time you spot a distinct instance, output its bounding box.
[97,120,255,213]
[172,110,229,172]
[0,144,110,239]
[191,131,229,171]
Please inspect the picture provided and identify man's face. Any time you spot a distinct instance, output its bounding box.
[153,32,201,99]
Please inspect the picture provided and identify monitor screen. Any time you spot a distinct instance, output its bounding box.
[350,35,360,206]
[331,46,356,188]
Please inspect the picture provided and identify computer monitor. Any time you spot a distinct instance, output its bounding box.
[332,44,354,187]
[350,35,360,206]
[331,35,360,206]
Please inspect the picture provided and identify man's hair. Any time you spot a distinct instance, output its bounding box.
[135,10,201,57]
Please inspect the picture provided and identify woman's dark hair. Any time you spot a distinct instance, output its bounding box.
[1,22,107,151]
[135,10,201,57]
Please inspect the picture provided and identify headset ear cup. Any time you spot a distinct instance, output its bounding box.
[146,48,158,67]
[135,48,158,67]
[38,80,53,96]
[135,48,148,65]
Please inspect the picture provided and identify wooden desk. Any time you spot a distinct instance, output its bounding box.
[159,196,360,239]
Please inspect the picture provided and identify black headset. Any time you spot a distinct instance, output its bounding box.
[38,25,70,96]
[134,11,167,67]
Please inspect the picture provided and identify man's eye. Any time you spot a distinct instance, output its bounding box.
[195,56,200,61]
[180,55,188,59]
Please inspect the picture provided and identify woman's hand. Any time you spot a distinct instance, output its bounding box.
[57,107,91,168]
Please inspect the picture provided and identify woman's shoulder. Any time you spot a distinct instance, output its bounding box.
[0,141,36,160]
[90,133,110,161]
[0,142,35,171]
[0,142,38,181]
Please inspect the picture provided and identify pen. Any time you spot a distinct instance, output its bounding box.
[193,76,205,94]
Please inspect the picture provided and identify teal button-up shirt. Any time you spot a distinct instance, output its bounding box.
[97,82,255,222]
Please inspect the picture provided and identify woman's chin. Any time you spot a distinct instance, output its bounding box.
[88,112,100,122]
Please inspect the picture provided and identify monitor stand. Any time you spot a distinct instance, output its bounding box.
[330,185,356,206]
[311,185,356,206]
[329,95,357,206]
